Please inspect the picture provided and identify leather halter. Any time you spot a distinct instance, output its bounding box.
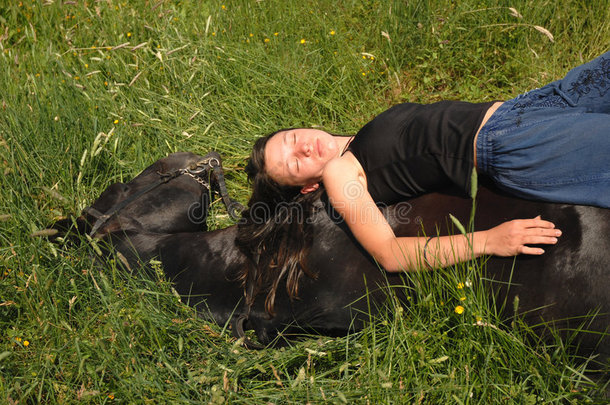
[86,151,243,237]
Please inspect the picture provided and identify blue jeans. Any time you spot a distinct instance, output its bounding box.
[476,51,610,208]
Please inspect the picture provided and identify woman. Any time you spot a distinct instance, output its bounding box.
[237,52,609,313]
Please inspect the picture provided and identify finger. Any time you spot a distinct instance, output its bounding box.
[519,246,545,255]
[523,218,556,228]
[525,227,562,237]
[523,236,559,245]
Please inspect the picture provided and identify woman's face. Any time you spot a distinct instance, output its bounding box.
[264,128,340,187]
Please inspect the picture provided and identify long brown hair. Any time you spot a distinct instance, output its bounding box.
[236,130,323,316]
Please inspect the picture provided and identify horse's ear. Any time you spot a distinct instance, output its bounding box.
[300,183,319,194]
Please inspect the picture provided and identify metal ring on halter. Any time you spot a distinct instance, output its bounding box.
[187,165,208,175]
[207,157,220,167]
[187,157,220,174]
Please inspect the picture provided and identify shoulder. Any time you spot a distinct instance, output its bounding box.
[323,154,368,200]
[322,154,364,184]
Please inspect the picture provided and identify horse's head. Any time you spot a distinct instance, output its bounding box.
[47,151,242,240]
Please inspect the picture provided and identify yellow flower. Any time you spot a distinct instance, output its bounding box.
[459,296,466,301]
[221,5,226,10]
[113,119,119,124]
[330,30,336,35]
[454,305,464,314]
[475,315,482,322]
[300,39,306,44]
[264,38,270,43]
[274,32,279,36]
[84,63,88,68]
[127,32,131,37]
[23,340,30,347]
[108,394,115,400]
[457,282,464,289]
[16,337,21,342]
[249,33,254,37]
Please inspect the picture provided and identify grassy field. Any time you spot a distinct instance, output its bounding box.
[1,0,609,402]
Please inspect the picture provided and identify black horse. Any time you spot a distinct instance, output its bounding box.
[49,152,610,361]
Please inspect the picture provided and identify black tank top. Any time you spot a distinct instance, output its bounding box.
[347,101,495,204]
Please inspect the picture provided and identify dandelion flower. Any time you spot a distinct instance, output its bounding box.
[249,33,254,37]
[23,340,30,347]
[457,282,464,289]
[221,5,226,10]
[300,39,306,44]
[264,38,270,43]
[330,30,336,35]
[127,32,131,37]
[274,32,279,36]
[16,337,21,342]
[459,296,466,301]
[113,119,119,124]
[455,305,464,314]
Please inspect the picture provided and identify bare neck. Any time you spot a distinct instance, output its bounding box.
[334,135,355,157]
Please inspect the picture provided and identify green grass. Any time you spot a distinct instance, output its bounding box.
[1,0,608,402]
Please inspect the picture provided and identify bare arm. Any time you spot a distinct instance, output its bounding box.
[322,158,561,272]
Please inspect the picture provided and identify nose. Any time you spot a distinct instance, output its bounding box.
[299,142,312,157]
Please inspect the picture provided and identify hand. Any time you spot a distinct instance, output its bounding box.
[484,216,561,256]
